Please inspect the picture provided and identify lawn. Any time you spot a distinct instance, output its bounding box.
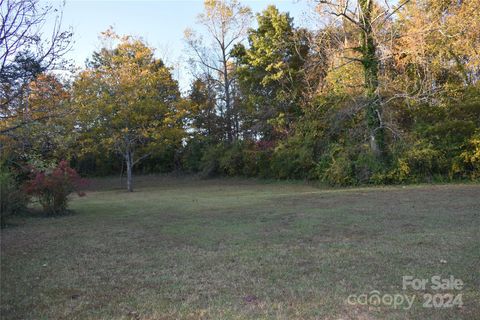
[1,177,479,319]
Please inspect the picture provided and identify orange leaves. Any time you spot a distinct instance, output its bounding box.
[27,74,70,117]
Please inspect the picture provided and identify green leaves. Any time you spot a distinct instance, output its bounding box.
[73,30,185,163]
[233,5,308,139]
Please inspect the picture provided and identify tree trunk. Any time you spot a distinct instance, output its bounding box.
[125,151,133,192]
[359,0,385,158]
[222,44,234,143]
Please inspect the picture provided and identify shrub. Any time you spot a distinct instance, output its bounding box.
[0,166,29,227]
[181,138,207,173]
[458,131,480,179]
[352,148,386,184]
[24,160,87,215]
[271,140,316,180]
[242,141,274,178]
[219,142,245,176]
[314,144,353,186]
[320,154,355,186]
[378,141,445,183]
[400,142,444,181]
[199,144,226,177]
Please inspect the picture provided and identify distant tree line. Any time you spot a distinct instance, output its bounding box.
[1,0,479,201]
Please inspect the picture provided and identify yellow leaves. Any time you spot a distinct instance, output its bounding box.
[72,30,185,156]
[29,74,69,99]
[393,0,480,86]
[18,73,71,125]
[460,131,480,178]
[203,0,235,20]
[196,0,252,41]
[323,56,364,96]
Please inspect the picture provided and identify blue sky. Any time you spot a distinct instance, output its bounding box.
[45,0,316,91]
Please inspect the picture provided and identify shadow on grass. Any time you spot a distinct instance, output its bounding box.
[2,207,78,229]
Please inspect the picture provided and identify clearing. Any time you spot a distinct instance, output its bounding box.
[1,177,479,319]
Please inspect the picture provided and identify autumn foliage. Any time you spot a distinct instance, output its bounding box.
[24,161,88,215]
[2,0,480,194]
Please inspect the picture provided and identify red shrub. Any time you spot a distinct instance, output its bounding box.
[24,161,88,215]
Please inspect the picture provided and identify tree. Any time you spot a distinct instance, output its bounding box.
[0,0,72,135]
[391,0,480,96]
[22,74,71,156]
[185,0,252,142]
[73,31,185,192]
[315,0,412,158]
[233,5,309,140]
[187,76,222,141]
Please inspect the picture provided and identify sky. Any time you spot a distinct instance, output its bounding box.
[44,0,318,91]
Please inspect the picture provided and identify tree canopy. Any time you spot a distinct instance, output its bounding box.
[1,0,479,189]
[73,31,184,191]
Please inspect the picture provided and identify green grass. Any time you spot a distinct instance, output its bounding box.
[1,176,479,319]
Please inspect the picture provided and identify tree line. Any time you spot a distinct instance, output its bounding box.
[1,0,479,194]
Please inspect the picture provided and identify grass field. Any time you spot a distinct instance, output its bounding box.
[1,176,479,319]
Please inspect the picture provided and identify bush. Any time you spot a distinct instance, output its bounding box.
[219,142,245,176]
[271,140,316,180]
[199,144,226,177]
[350,147,387,184]
[24,160,87,215]
[458,131,480,179]
[318,146,355,186]
[0,166,29,227]
[181,138,207,173]
[377,141,445,183]
[195,141,274,178]
[242,141,274,178]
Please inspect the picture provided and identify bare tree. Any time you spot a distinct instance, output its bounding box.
[184,0,252,142]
